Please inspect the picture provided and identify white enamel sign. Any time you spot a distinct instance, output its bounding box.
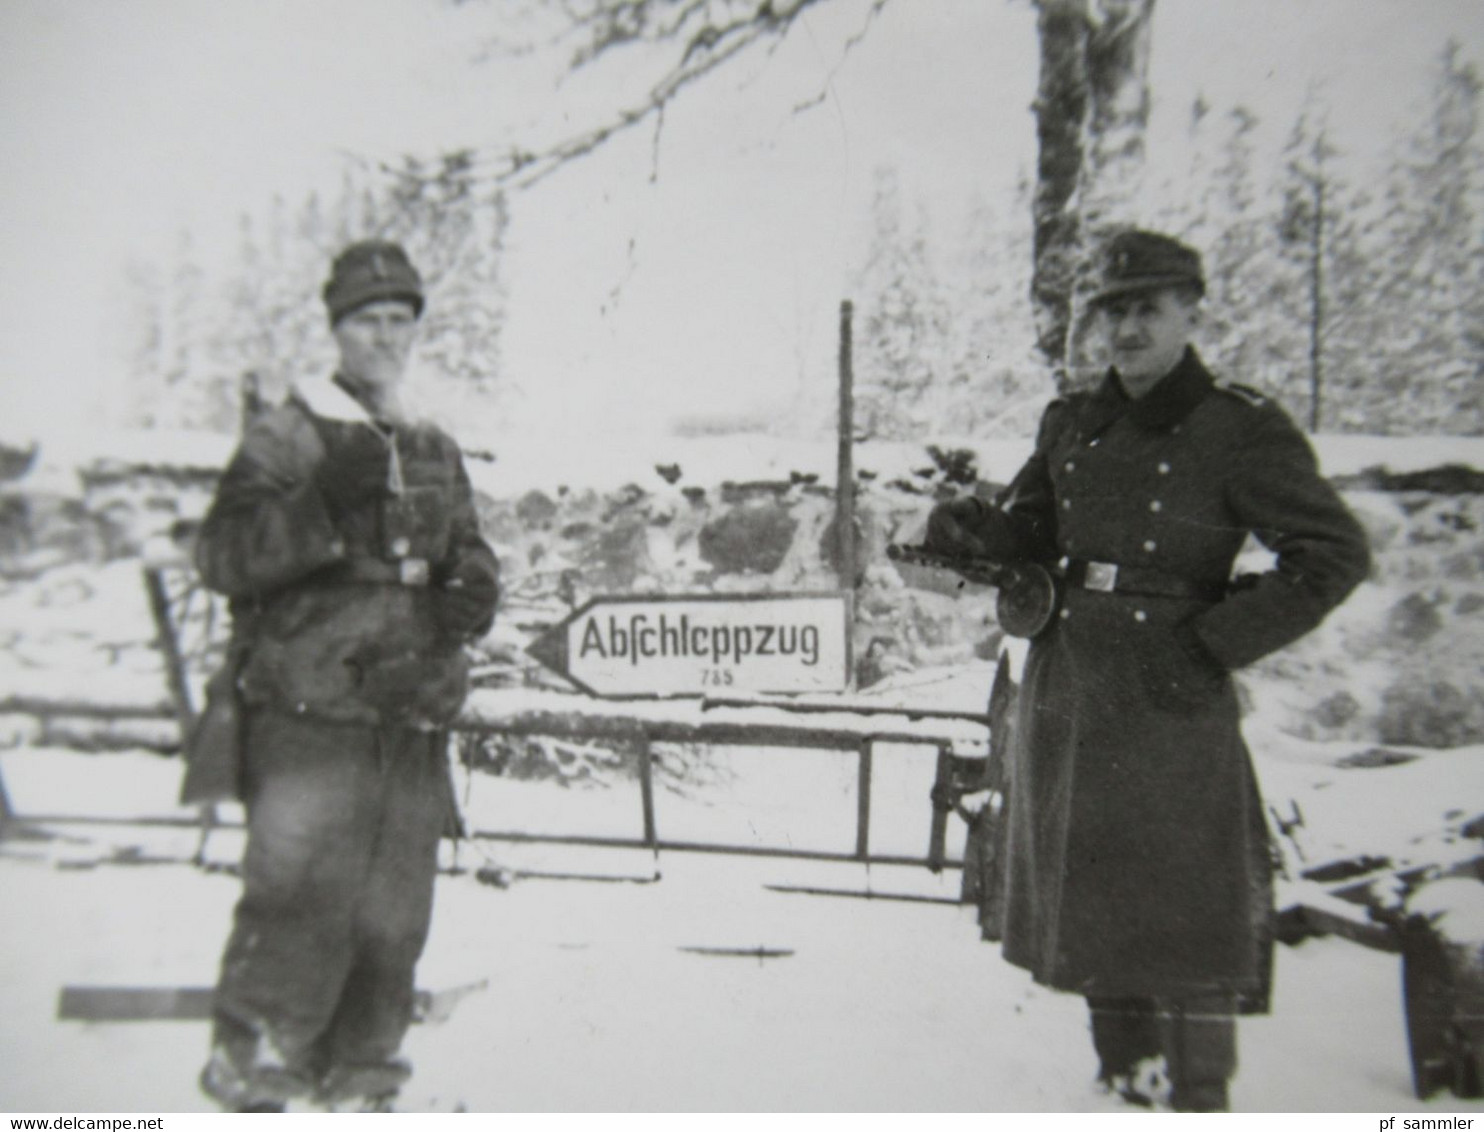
[526,593,852,698]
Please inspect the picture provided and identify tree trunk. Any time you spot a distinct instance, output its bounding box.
[1031,0,1156,391]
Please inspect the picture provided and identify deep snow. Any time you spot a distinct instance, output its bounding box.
[0,814,1454,1112]
[2,692,1482,1113]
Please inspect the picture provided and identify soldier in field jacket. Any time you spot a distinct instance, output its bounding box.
[192,241,499,1111]
[926,230,1370,1112]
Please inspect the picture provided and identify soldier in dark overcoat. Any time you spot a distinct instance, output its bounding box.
[926,230,1370,1111]
[190,241,500,1111]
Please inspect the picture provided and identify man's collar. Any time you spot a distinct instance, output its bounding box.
[289,374,374,424]
[1085,346,1214,435]
[1125,346,1215,430]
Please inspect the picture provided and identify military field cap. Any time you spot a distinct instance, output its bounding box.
[1089,229,1205,306]
[323,240,425,325]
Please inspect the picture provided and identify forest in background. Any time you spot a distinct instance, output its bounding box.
[122,32,1483,443]
[123,151,511,435]
[852,39,1484,439]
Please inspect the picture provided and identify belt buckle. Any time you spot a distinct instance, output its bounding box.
[398,558,430,587]
[1084,560,1119,593]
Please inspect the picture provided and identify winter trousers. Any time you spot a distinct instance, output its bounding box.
[1088,993,1237,1111]
[210,708,452,1087]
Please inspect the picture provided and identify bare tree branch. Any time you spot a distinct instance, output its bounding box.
[789,0,888,116]
[455,0,886,191]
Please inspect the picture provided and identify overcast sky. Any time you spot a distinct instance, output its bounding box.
[1,0,1480,444]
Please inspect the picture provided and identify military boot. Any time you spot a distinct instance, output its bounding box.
[198,1030,314,1113]
[317,1058,413,1112]
[1088,995,1167,1106]
[1160,994,1237,1113]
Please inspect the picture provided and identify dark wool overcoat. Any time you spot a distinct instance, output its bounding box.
[958,348,1370,1009]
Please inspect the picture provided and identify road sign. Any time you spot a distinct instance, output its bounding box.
[526,592,852,698]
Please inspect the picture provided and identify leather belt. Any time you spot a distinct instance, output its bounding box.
[1063,558,1225,602]
[333,557,431,587]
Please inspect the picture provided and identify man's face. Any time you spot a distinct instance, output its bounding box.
[1096,287,1200,396]
[332,299,418,399]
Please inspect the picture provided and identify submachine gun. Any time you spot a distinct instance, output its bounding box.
[885,543,1059,641]
[887,543,1054,913]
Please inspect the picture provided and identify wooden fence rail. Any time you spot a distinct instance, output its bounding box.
[0,687,991,872]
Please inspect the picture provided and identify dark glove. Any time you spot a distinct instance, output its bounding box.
[930,780,962,812]
[1141,623,1227,715]
[344,642,469,725]
[433,558,499,642]
[925,495,1004,559]
[315,433,391,516]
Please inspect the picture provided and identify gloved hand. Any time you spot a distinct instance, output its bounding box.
[433,557,500,642]
[925,495,1005,560]
[315,433,390,517]
[344,642,470,725]
[929,780,963,812]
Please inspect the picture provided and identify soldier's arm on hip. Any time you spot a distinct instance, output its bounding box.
[1184,399,1371,671]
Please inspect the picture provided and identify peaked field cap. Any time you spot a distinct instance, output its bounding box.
[1089,229,1205,306]
[323,240,424,324]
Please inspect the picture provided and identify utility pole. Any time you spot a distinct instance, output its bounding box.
[1309,173,1325,433]
[836,300,856,594]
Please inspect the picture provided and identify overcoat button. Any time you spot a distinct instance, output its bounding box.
[1062,499,1072,511]
[1134,610,1148,623]
[1158,462,1171,474]
[1064,460,1076,472]
[390,537,412,558]
[1059,609,1071,620]
[1149,500,1163,512]
[1143,540,1157,552]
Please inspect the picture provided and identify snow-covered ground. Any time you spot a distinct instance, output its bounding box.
[2,430,1482,1113]
[0,833,1441,1114]
[2,700,1482,1114]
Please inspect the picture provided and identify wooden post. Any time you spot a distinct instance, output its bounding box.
[637,738,658,850]
[0,759,14,835]
[927,744,953,874]
[142,565,220,861]
[855,739,873,860]
[142,566,196,736]
[836,300,856,593]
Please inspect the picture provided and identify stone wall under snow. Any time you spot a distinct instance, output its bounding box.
[1,433,1481,748]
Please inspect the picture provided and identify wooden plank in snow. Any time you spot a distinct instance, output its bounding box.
[57,981,488,1024]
